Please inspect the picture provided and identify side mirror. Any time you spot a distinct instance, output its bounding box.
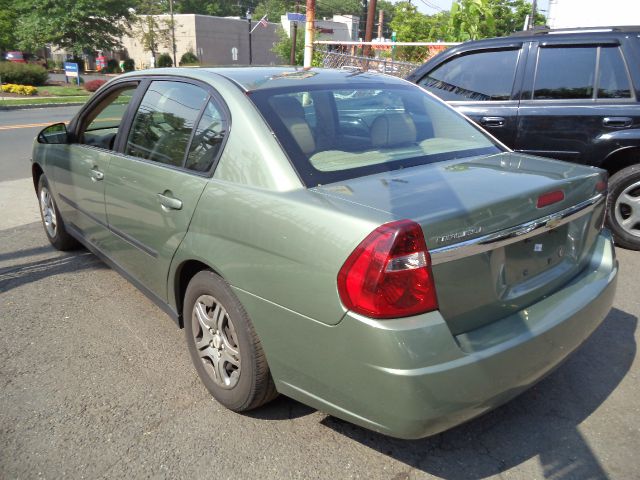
[37,123,69,144]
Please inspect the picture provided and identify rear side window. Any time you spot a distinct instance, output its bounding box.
[533,47,596,99]
[597,47,632,99]
[419,49,519,101]
[185,99,228,172]
[126,81,208,167]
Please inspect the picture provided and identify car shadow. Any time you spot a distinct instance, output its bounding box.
[0,249,107,293]
[315,308,636,479]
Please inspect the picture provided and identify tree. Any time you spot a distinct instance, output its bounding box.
[487,0,546,37]
[389,2,433,62]
[0,0,18,52]
[176,0,242,16]
[15,0,134,56]
[448,0,495,42]
[130,0,174,63]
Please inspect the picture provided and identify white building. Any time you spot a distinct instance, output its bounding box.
[280,14,360,42]
[547,0,640,29]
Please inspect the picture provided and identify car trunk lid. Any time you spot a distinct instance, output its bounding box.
[313,152,607,335]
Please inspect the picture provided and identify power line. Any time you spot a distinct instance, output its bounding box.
[418,0,443,12]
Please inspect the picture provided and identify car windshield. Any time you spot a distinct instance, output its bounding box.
[249,83,502,186]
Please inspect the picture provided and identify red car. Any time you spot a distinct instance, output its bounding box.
[5,51,26,63]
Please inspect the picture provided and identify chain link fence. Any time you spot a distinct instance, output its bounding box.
[317,50,420,78]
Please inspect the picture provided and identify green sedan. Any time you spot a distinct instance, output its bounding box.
[32,67,617,439]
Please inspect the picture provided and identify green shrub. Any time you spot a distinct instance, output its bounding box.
[179,50,199,66]
[157,53,173,67]
[0,63,48,85]
[122,58,135,72]
[106,59,120,73]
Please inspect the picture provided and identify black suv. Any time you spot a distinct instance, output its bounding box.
[407,27,640,250]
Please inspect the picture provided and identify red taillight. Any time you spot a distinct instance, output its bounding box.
[595,180,608,193]
[537,190,565,208]
[337,220,438,319]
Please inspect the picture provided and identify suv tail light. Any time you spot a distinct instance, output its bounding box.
[337,220,438,319]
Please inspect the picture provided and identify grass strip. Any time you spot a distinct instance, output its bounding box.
[0,96,89,106]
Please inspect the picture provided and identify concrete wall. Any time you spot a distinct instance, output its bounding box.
[119,14,282,68]
[194,15,281,66]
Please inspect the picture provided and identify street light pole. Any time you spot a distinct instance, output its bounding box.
[247,9,252,65]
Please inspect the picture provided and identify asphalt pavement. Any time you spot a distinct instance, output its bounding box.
[0,107,639,479]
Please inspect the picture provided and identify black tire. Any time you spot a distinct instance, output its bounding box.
[183,270,278,411]
[37,175,79,251]
[606,164,640,251]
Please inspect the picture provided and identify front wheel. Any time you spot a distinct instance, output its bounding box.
[606,165,640,251]
[37,175,79,251]
[183,270,278,411]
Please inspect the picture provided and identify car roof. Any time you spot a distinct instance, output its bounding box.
[405,26,640,81]
[199,67,407,92]
[450,26,640,49]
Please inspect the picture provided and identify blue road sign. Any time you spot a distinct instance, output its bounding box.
[287,12,305,22]
[64,62,80,85]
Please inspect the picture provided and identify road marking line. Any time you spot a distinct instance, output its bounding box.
[0,122,67,131]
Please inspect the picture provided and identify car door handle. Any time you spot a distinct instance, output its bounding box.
[480,116,505,127]
[603,117,632,128]
[157,192,183,211]
[90,167,104,182]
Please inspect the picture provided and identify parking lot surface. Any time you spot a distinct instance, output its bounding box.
[1,107,638,479]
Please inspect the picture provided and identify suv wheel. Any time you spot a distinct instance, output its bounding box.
[606,165,640,250]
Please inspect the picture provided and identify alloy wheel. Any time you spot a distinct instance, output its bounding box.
[39,186,57,238]
[192,294,241,389]
[614,180,640,238]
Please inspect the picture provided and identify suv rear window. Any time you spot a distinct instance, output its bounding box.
[250,83,501,186]
[533,47,596,99]
[597,46,632,99]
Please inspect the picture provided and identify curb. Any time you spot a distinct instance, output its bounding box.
[0,102,87,111]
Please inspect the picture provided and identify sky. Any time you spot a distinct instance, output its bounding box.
[405,0,551,16]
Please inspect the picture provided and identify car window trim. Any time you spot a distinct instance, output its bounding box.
[70,80,141,150]
[594,45,636,101]
[525,43,636,103]
[116,75,232,178]
[540,38,620,47]
[420,46,524,102]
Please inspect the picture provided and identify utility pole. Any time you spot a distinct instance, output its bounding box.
[377,9,384,40]
[528,0,537,29]
[169,0,177,67]
[247,9,253,65]
[363,0,376,57]
[304,0,315,68]
[290,0,300,65]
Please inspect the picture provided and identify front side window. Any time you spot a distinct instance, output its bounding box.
[79,85,137,150]
[597,46,632,99]
[250,83,501,185]
[126,81,208,167]
[419,49,519,101]
[533,47,596,99]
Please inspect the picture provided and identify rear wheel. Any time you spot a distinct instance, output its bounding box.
[37,175,79,251]
[183,270,278,411]
[606,164,640,250]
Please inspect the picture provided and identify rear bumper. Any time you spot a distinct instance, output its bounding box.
[235,230,618,439]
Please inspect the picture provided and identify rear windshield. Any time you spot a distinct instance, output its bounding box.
[249,83,501,186]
